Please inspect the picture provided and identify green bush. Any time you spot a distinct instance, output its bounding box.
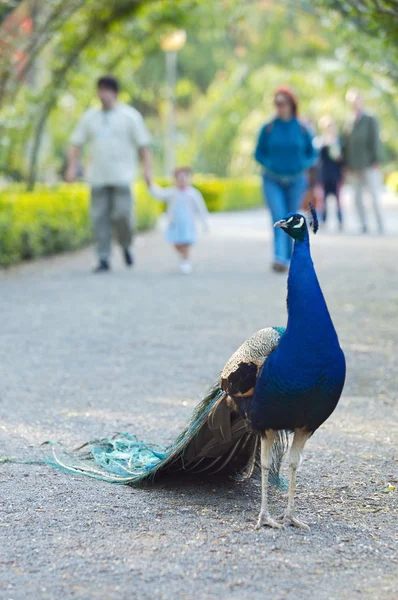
[222,177,263,211]
[386,171,398,193]
[0,183,160,266]
[195,176,263,212]
[194,177,228,212]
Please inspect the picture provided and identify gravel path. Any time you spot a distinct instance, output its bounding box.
[1,197,397,599]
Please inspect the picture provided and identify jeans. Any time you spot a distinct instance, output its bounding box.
[262,173,308,266]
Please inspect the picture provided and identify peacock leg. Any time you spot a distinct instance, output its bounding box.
[255,429,282,529]
[277,428,310,531]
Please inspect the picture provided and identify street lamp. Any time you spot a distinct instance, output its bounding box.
[160,30,187,176]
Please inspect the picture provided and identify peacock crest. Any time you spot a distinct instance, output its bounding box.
[307,202,318,234]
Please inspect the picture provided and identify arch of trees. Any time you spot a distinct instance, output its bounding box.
[0,0,397,186]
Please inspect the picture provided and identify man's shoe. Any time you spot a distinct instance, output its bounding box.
[123,248,134,267]
[93,260,110,273]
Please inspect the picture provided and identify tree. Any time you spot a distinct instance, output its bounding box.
[0,0,198,186]
[181,0,398,175]
[310,0,398,84]
[315,0,398,38]
[0,1,25,25]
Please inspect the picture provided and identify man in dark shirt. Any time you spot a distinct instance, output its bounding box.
[343,89,384,234]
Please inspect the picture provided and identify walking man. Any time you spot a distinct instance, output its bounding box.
[66,75,152,272]
[343,89,384,234]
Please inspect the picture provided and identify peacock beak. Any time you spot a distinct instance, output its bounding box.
[274,219,288,229]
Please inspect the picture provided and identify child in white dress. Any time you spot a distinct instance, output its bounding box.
[149,167,209,274]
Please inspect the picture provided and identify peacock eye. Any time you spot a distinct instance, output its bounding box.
[292,217,304,229]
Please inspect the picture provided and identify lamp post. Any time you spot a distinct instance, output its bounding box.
[160,29,186,176]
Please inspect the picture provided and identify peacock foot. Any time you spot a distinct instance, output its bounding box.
[276,512,310,531]
[255,511,283,530]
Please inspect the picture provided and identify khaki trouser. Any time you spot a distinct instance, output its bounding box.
[91,185,133,261]
[349,168,384,233]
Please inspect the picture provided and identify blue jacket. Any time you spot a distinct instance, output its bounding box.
[254,118,317,181]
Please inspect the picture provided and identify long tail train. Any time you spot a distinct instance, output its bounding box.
[49,381,288,487]
[48,326,288,487]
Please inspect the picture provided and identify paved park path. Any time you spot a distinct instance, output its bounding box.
[1,193,397,599]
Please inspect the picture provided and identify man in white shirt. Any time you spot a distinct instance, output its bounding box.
[66,75,152,272]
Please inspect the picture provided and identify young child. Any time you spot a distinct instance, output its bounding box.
[149,167,209,274]
[318,116,344,230]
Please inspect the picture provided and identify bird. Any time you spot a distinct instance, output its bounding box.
[50,204,345,531]
[251,205,346,530]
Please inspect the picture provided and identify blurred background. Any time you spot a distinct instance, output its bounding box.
[0,0,397,265]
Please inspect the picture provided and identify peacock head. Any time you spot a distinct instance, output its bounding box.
[274,203,318,241]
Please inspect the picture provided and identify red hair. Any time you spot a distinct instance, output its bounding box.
[274,86,298,117]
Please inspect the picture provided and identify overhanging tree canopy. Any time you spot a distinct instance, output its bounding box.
[311,0,398,83]
[1,0,397,184]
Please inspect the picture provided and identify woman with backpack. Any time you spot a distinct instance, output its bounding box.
[254,87,317,273]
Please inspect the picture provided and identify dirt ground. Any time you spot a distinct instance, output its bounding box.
[0,201,397,599]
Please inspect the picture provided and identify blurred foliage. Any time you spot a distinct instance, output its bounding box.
[0,185,92,264]
[0,0,197,185]
[386,172,398,194]
[193,177,263,212]
[311,0,398,84]
[178,2,398,176]
[0,182,160,265]
[222,178,263,211]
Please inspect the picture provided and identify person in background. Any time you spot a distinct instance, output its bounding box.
[149,167,209,275]
[65,75,152,273]
[254,86,317,273]
[343,89,384,234]
[318,115,344,230]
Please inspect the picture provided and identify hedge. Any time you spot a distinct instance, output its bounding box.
[386,171,398,194]
[0,178,263,266]
[0,183,160,266]
[222,178,263,211]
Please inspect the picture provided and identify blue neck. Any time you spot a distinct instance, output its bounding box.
[285,234,337,346]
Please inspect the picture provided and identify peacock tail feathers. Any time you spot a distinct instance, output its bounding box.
[49,381,224,484]
[49,327,288,488]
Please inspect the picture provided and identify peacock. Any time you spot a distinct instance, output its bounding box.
[50,204,345,531]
